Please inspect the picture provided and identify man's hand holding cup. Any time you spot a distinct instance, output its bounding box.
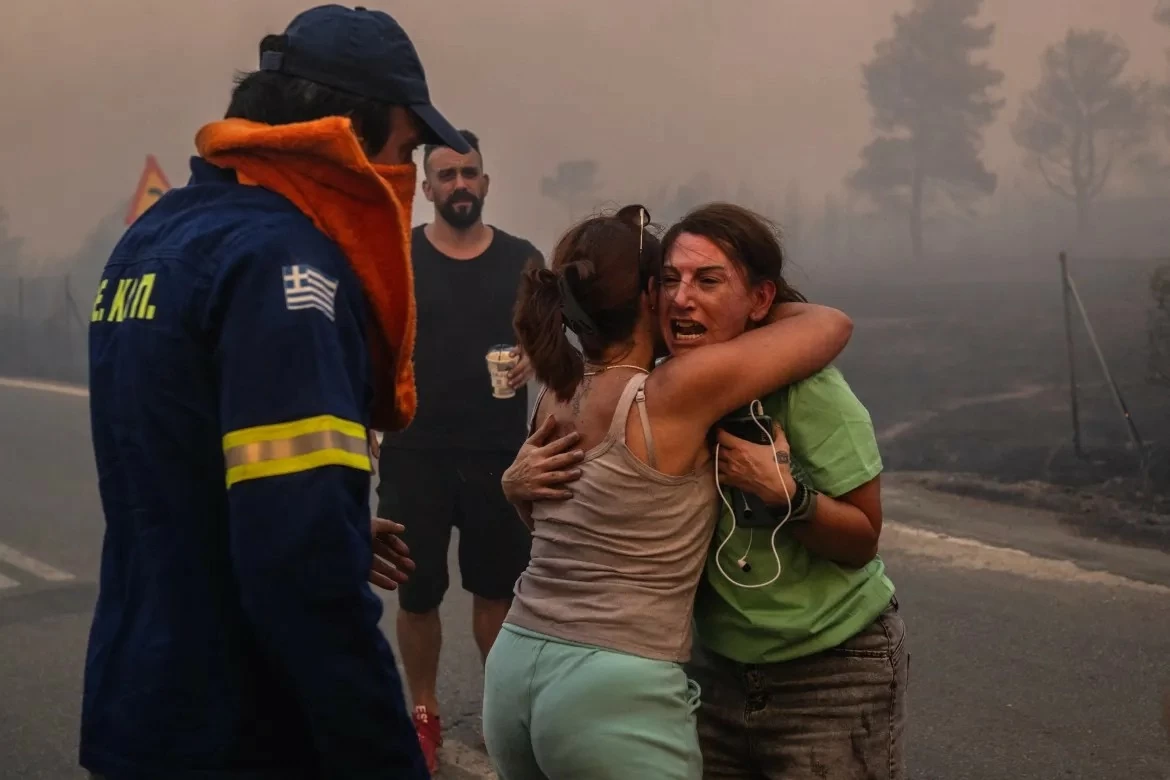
[486,344,528,398]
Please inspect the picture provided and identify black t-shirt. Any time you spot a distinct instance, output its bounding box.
[385,225,541,453]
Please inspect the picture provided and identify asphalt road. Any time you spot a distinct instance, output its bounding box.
[1,378,1168,780]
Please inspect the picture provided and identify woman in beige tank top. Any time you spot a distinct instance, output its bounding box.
[481,205,852,780]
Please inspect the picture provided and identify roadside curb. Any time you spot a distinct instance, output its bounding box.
[896,470,1170,549]
[883,475,1170,590]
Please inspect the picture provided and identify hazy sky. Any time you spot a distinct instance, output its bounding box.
[1,0,1166,259]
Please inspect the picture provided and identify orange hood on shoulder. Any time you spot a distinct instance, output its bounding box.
[195,116,418,431]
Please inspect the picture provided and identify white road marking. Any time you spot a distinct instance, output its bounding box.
[878,384,1046,442]
[440,739,496,779]
[0,542,75,582]
[0,377,89,398]
[883,521,1170,595]
[1,371,1164,756]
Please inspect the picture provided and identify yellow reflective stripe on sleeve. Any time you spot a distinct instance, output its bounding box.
[222,415,371,488]
[225,448,372,488]
[222,414,366,450]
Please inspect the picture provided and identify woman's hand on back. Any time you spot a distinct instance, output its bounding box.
[502,414,586,503]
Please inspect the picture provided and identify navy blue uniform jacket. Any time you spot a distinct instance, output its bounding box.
[82,158,427,779]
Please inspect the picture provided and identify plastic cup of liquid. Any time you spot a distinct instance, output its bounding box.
[485,345,519,399]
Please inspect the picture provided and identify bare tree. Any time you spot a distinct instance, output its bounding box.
[1012,29,1151,237]
[848,0,1004,263]
[540,160,601,223]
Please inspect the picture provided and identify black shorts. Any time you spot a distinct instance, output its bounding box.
[376,448,532,614]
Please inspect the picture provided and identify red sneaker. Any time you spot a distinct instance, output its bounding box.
[412,705,442,774]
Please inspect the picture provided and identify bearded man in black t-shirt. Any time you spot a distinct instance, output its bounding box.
[375,129,540,774]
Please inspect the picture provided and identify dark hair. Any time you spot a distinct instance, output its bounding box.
[513,206,659,402]
[423,130,481,168]
[660,203,807,305]
[224,35,392,157]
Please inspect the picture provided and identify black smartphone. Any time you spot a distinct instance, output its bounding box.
[714,408,782,528]
[713,412,774,447]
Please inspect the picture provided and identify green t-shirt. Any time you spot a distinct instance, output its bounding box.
[693,366,893,664]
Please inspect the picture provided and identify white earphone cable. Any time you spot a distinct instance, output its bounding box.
[713,400,794,589]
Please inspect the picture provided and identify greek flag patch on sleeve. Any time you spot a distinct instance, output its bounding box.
[282,264,339,321]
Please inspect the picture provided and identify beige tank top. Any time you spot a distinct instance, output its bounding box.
[506,373,718,663]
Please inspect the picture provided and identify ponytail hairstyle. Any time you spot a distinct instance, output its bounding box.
[513,205,660,402]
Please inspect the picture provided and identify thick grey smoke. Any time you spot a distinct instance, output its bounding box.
[0,0,1166,261]
[1,0,1168,503]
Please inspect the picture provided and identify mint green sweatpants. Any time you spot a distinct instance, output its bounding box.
[482,624,703,780]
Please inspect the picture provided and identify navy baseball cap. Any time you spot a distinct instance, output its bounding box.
[259,4,470,154]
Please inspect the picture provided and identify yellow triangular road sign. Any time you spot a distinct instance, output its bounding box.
[125,155,172,225]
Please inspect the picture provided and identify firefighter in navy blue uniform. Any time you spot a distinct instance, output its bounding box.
[81,7,470,779]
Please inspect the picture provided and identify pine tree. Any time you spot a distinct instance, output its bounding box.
[1012,29,1151,237]
[848,0,1004,262]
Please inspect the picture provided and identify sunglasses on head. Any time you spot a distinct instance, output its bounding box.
[616,204,653,290]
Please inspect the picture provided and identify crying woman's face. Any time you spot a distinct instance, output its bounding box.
[656,232,773,355]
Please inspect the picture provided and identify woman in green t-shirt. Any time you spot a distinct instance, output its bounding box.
[505,203,908,780]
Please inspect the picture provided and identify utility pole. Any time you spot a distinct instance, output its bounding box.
[1059,252,1083,457]
[1064,265,1145,454]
